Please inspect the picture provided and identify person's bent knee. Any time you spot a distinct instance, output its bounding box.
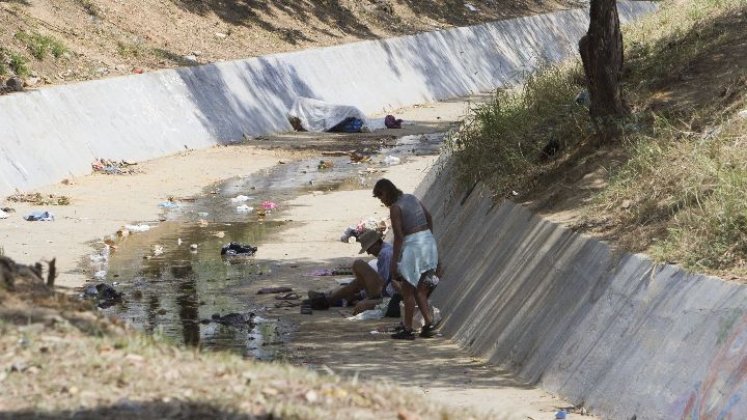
[352,259,369,273]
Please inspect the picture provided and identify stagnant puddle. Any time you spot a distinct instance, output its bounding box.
[96,132,446,360]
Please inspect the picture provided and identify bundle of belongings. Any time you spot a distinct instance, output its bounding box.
[287,97,368,133]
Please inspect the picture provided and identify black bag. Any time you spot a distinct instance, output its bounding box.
[385,293,402,318]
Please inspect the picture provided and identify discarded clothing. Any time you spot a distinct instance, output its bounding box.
[329,117,364,133]
[24,211,55,222]
[83,283,122,309]
[261,201,278,210]
[221,242,257,257]
[384,115,403,129]
[287,97,368,133]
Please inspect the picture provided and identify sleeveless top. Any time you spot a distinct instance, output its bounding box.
[394,194,428,235]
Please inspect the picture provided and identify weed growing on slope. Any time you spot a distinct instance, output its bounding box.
[447,63,591,196]
[451,0,747,278]
[15,31,68,60]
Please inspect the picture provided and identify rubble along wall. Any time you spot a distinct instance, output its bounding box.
[416,163,747,419]
[0,2,655,196]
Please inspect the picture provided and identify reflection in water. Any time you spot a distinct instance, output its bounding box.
[105,220,289,359]
[173,262,200,347]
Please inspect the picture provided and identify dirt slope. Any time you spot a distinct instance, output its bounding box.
[0,0,578,89]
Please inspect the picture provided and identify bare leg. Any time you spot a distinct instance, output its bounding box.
[327,259,382,302]
[400,280,416,331]
[415,280,433,326]
[352,259,384,298]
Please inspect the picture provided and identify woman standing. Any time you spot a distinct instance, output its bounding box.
[373,178,439,340]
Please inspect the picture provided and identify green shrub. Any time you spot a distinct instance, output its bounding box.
[15,31,68,60]
[9,52,30,77]
[448,63,591,194]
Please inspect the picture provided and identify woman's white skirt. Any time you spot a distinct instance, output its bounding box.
[398,230,438,288]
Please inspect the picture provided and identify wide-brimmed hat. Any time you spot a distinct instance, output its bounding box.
[358,229,382,254]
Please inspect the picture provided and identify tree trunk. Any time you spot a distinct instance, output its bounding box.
[579,0,627,140]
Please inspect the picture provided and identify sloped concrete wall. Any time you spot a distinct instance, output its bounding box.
[416,163,747,419]
[0,2,655,196]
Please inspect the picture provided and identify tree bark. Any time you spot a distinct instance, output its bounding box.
[579,0,628,139]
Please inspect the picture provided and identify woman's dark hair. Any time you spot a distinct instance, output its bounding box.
[373,178,403,200]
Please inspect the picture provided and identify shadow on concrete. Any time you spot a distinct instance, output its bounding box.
[1,400,263,420]
[175,57,316,142]
[171,5,594,143]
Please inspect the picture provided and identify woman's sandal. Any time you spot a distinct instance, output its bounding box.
[274,300,301,308]
[419,323,437,338]
[275,292,301,300]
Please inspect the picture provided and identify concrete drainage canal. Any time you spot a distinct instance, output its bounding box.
[89,132,447,361]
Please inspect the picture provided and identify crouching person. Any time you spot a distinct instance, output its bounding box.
[308,229,396,314]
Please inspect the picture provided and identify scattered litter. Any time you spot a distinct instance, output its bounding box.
[342,217,389,241]
[152,245,164,256]
[555,409,568,419]
[261,201,278,210]
[275,292,301,300]
[384,114,403,129]
[257,286,293,295]
[348,299,390,321]
[221,242,257,257]
[465,2,478,12]
[347,309,385,321]
[24,211,55,221]
[318,160,334,170]
[236,204,254,213]
[91,159,139,175]
[190,244,198,250]
[124,224,151,232]
[0,209,7,219]
[738,109,747,119]
[383,155,401,166]
[82,283,122,309]
[197,212,209,217]
[158,201,179,209]
[340,226,357,242]
[349,152,370,163]
[230,195,252,203]
[214,231,225,238]
[321,151,349,157]
[7,193,70,206]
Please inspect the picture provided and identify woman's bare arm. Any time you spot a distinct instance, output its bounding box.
[390,204,404,278]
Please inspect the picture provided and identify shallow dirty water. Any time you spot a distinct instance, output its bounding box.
[99,131,446,361]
